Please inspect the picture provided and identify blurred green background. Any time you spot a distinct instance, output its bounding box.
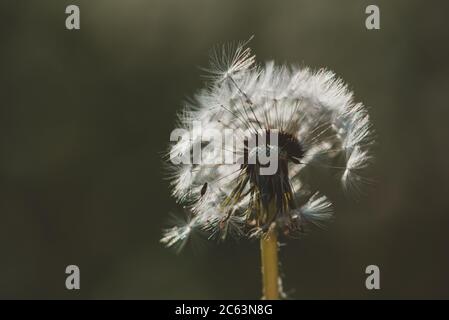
[1,0,448,299]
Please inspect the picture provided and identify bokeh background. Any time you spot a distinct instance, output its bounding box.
[1,0,448,299]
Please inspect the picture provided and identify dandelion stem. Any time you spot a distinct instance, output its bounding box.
[260,226,279,300]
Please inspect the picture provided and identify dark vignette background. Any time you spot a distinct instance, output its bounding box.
[0,0,448,299]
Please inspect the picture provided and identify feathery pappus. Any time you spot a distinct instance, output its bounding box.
[162,38,375,249]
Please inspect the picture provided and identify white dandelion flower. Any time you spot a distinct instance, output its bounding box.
[162,39,375,246]
[163,38,376,299]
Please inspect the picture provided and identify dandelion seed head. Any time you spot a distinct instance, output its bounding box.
[163,39,376,246]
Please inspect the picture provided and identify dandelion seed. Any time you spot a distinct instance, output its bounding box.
[201,35,256,82]
[161,213,197,253]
